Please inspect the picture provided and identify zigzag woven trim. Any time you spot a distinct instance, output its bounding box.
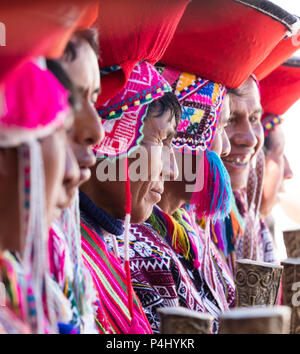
[174,77,209,102]
[97,82,170,120]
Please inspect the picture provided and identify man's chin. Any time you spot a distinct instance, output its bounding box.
[231,177,248,192]
[224,165,249,191]
[131,205,154,224]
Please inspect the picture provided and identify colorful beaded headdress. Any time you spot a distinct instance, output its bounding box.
[157,64,232,221]
[157,65,226,151]
[93,61,171,159]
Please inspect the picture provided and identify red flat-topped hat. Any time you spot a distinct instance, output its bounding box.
[94,0,189,104]
[161,0,299,89]
[260,57,300,136]
[0,0,99,84]
[261,57,300,115]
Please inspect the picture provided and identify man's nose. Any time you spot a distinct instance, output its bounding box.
[220,130,231,158]
[231,119,258,149]
[73,103,105,147]
[162,146,179,182]
[283,154,293,180]
[63,143,81,190]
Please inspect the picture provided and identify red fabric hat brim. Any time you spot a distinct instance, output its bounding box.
[255,30,300,81]
[94,0,189,105]
[260,58,300,116]
[161,0,298,89]
[0,0,99,84]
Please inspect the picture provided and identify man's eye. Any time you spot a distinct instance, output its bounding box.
[91,97,98,106]
[227,117,235,125]
[66,127,73,136]
[249,116,259,123]
[163,136,173,147]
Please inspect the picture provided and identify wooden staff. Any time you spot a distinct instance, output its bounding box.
[158,307,213,334]
[281,258,300,334]
[235,259,283,307]
[219,306,291,334]
[283,230,300,258]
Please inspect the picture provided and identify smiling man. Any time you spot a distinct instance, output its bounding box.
[223,77,264,191]
[219,76,276,266]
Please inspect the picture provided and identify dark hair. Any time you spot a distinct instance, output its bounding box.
[263,131,274,154]
[264,134,273,151]
[46,59,78,108]
[146,92,182,126]
[227,76,256,98]
[63,28,100,62]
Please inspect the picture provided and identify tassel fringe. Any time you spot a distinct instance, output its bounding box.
[191,150,232,221]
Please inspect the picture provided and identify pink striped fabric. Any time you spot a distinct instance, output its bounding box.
[80,222,152,334]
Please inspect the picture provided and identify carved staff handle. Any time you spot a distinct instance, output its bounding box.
[234,259,283,307]
[219,306,291,334]
[158,307,213,334]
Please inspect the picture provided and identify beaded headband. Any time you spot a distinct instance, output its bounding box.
[261,113,283,138]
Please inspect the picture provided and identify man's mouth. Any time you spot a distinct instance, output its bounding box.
[150,187,164,203]
[78,154,96,184]
[223,155,251,168]
[79,166,92,184]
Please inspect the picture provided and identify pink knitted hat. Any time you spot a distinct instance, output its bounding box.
[0,61,69,147]
[0,60,70,333]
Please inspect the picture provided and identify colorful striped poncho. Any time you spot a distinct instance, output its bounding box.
[79,192,152,334]
[0,251,31,333]
[205,194,245,275]
[148,206,234,315]
[177,206,235,311]
[106,216,220,333]
[48,194,98,334]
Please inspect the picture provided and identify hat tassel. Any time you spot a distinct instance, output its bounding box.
[123,157,144,334]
